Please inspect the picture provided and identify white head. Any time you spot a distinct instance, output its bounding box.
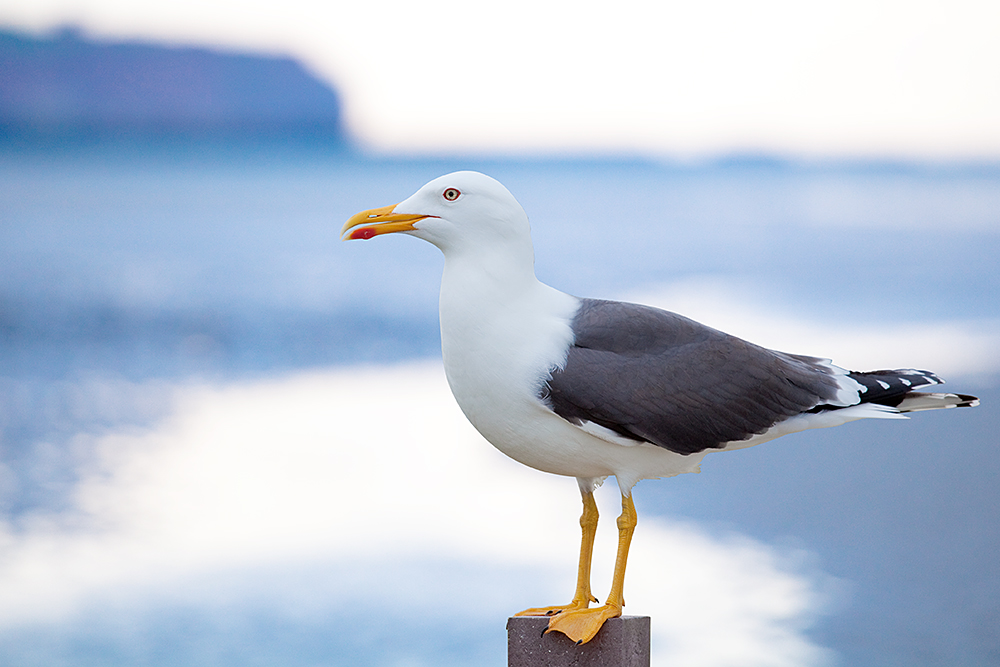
[343,171,535,263]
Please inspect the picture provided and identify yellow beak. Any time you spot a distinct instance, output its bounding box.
[341,204,430,241]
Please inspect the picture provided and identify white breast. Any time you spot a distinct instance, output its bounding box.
[437,259,706,489]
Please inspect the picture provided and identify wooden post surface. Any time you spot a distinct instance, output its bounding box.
[507,616,650,667]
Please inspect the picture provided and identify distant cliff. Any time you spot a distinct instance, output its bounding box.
[0,27,348,147]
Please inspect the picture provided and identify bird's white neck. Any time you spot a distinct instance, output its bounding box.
[437,235,560,350]
[441,243,538,301]
[437,244,578,403]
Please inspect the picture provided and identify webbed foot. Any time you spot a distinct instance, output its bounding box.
[543,603,622,644]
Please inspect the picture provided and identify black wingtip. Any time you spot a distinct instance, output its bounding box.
[955,393,980,408]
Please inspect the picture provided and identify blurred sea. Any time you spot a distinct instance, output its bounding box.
[1,143,998,666]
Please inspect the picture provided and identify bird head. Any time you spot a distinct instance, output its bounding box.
[343,171,534,259]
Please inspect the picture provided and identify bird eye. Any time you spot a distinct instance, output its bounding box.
[443,188,461,201]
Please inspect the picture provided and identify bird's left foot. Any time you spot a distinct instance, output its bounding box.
[543,603,622,644]
[513,596,595,617]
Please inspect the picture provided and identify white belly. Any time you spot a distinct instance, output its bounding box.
[439,280,706,491]
[458,388,708,490]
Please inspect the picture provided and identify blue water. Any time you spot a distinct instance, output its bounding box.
[1,145,998,666]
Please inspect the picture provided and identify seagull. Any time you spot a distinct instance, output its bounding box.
[342,170,980,644]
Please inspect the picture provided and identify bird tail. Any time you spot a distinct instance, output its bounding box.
[848,368,979,413]
[895,392,980,413]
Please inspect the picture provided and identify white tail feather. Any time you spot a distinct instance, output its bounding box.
[897,392,980,413]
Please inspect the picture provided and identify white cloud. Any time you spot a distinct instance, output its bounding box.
[0,363,835,666]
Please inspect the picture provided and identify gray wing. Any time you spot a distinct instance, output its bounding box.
[542,299,846,455]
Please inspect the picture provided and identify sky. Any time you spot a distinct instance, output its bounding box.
[2,0,1000,158]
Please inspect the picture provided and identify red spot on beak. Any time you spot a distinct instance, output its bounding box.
[350,227,377,240]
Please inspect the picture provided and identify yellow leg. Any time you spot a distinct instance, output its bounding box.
[545,493,637,644]
[515,490,600,617]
